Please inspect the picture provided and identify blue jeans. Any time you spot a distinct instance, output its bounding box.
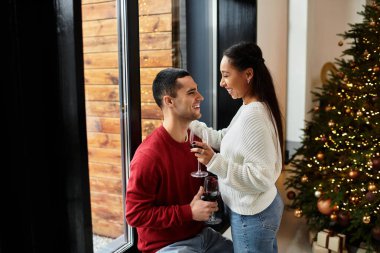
[157,227,233,253]
[226,191,284,253]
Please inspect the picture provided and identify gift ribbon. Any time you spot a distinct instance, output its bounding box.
[336,234,344,253]
[322,229,345,253]
[322,229,333,248]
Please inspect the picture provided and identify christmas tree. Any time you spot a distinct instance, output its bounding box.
[285,1,380,251]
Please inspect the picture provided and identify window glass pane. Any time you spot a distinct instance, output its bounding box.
[139,0,183,138]
[81,0,125,252]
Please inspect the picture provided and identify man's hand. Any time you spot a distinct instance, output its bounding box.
[190,186,219,221]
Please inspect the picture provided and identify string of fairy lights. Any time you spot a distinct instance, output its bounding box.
[287,1,380,245]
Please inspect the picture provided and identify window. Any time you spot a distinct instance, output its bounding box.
[82,0,127,251]
[81,0,184,251]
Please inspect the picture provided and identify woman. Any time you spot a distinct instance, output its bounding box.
[190,41,284,253]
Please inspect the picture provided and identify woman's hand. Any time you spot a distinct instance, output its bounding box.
[191,141,215,165]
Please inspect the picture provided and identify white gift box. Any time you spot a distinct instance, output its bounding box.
[313,241,348,253]
[327,233,346,252]
[313,241,331,253]
[316,229,347,253]
[317,229,332,248]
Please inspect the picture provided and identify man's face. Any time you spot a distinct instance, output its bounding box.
[171,76,204,121]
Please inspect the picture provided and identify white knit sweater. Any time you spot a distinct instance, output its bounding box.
[190,102,282,215]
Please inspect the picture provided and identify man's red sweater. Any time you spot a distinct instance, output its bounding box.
[126,126,204,253]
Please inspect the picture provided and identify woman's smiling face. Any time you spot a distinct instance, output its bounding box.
[219,56,255,103]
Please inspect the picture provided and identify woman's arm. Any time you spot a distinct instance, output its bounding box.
[189,121,227,151]
[207,110,282,193]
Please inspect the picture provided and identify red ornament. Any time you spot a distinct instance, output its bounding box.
[338,211,350,227]
[372,226,380,241]
[366,191,375,202]
[372,157,380,171]
[317,198,333,215]
[336,71,345,78]
[287,191,296,200]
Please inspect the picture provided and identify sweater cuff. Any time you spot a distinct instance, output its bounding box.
[189,120,207,137]
[206,153,217,168]
[180,204,194,222]
[206,153,227,179]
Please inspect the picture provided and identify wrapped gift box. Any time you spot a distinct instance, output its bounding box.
[313,241,331,253]
[316,229,347,253]
[347,242,375,253]
[317,229,333,248]
[327,233,346,252]
[313,241,348,253]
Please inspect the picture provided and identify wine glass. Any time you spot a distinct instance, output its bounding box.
[190,129,208,178]
[203,175,222,225]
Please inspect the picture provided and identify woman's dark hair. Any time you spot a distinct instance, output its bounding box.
[223,41,284,161]
[152,68,190,108]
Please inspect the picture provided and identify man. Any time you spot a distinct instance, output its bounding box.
[126,68,233,253]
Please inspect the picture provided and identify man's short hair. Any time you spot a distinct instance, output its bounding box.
[152,68,190,108]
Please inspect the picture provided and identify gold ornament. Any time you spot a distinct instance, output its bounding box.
[317,152,325,161]
[328,120,335,127]
[294,208,302,218]
[338,40,344,46]
[374,66,380,72]
[315,190,322,198]
[363,214,371,224]
[330,212,338,221]
[357,111,363,117]
[368,183,377,191]
[301,175,309,183]
[325,105,332,111]
[345,108,351,113]
[370,21,376,27]
[350,195,359,205]
[349,170,359,179]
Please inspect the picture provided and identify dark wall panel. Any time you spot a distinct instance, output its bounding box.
[217,0,257,129]
[186,0,214,126]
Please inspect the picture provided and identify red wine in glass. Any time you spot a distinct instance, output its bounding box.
[203,176,222,225]
[202,191,219,201]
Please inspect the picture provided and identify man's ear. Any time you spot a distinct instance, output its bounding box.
[163,95,174,107]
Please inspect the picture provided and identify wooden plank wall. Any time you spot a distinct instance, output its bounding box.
[139,0,172,136]
[82,0,173,238]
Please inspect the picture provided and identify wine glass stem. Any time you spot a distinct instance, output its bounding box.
[198,161,201,172]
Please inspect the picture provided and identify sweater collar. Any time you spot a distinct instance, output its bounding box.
[158,125,191,149]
